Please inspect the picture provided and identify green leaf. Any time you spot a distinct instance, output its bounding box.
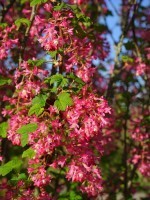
[51,87,57,93]
[54,92,73,111]
[83,17,92,27]
[28,104,44,116]
[48,51,57,58]
[71,7,92,28]
[21,132,28,147]
[54,2,66,11]
[0,75,12,86]
[28,94,47,116]
[73,23,86,39]
[22,148,35,158]
[0,122,8,138]
[0,159,22,176]
[17,123,38,134]
[15,18,31,29]
[69,4,79,12]
[32,94,47,107]
[141,115,150,125]
[30,0,40,6]
[70,191,82,200]
[11,173,27,181]
[122,55,134,63]
[68,73,85,85]
[54,100,64,111]
[30,0,48,6]
[27,59,45,66]
[0,23,8,28]
[50,74,68,87]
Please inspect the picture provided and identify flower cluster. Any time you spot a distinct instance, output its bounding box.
[0,4,111,193]
[0,25,18,60]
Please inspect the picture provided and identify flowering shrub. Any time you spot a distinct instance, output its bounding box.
[0,0,149,199]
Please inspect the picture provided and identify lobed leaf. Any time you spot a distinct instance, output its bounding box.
[32,94,47,107]
[28,104,44,116]
[50,74,68,87]
[54,92,73,111]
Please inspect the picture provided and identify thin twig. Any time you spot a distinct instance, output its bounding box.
[123,108,129,199]
[19,6,37,67]
[108,0,120,16]
[105,3,139,101]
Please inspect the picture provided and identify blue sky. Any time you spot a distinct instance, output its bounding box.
[104,0,150,60]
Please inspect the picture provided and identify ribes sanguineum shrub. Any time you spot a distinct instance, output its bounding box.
[0,0,149,199]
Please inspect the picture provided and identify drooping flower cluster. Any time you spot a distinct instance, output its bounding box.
[0,0,112,197]
[0,25,18,60]
[3,61,111,196]
[128,106,150,178]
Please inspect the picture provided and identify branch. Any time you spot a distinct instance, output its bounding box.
[105,3,139,101]
[131,3,142,59]
[19,5,37,67]
[108,0,120,16]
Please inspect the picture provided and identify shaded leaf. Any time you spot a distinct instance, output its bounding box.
[124,41,134,50]
[95,24,107,32]
[11,173,27,182]
[68,73,85,85]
